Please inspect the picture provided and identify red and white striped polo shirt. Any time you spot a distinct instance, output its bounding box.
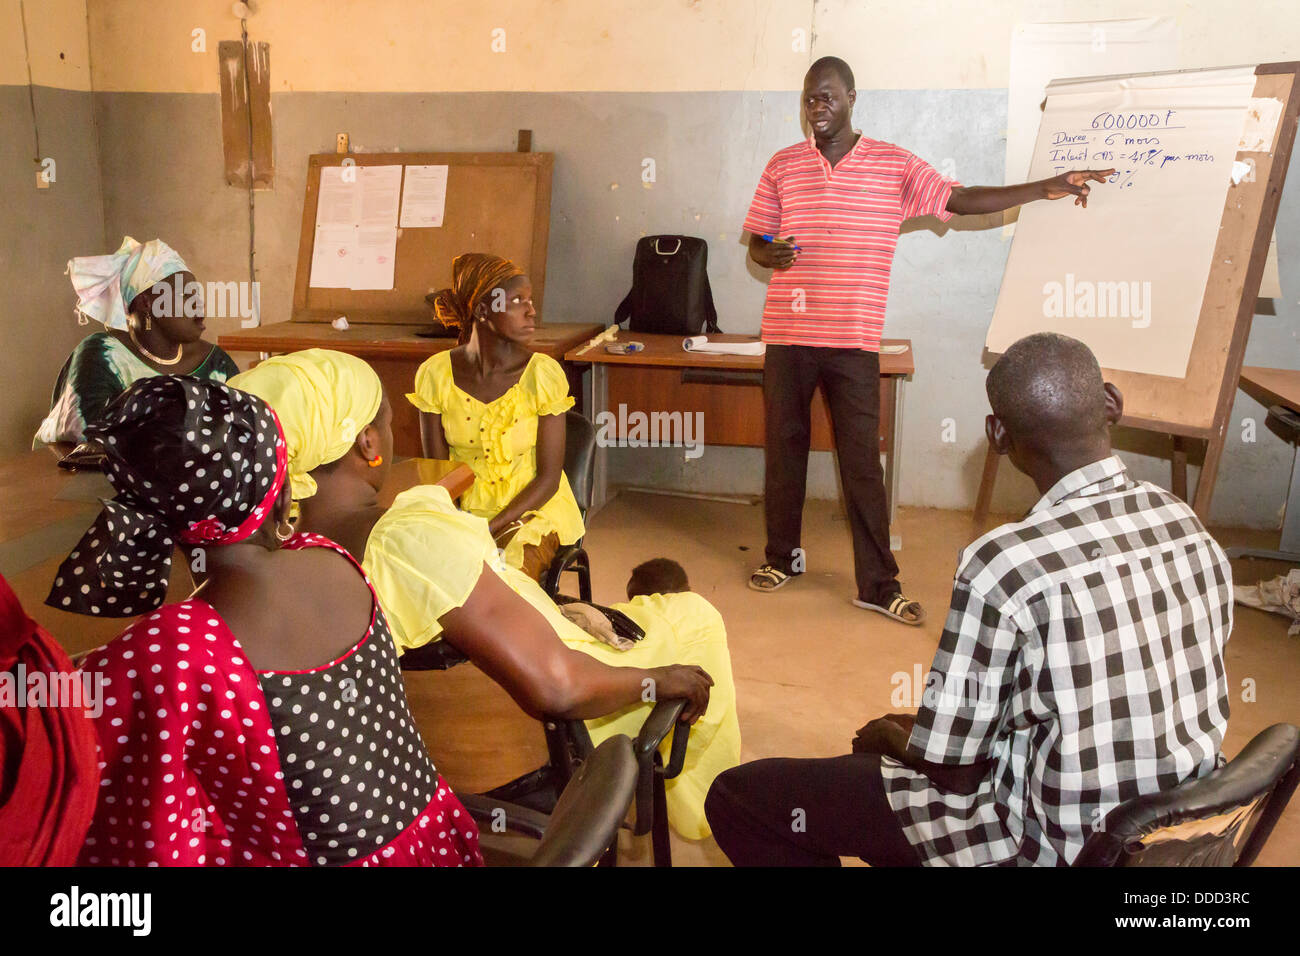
[743,135,957,351]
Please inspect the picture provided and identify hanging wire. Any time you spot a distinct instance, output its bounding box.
[19,0,42,164]
[240,12,259,326]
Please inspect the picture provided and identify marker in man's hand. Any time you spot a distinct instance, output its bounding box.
[762,234,802,251]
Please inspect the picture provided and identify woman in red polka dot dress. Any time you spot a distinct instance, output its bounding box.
[47,376,483,867]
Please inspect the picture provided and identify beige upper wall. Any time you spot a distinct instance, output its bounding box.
[818,0,1299,90]
[0,0,91,89]
[82,0,1300,93]
[5,0,1299,94]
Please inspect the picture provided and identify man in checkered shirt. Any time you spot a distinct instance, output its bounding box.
[705,333,1233,866]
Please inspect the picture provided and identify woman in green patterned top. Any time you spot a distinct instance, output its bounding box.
[35,237,241,449]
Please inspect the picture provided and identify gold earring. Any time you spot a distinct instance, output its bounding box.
[274,518,294,542]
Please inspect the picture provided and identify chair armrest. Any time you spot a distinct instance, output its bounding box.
[542,543,585,598]
[633,698,687,767]
[459,793,551,841]
[631,698,691,835]
[663,716,690,779]
[532,735,638,867]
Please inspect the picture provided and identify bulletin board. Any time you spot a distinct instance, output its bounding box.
[290,150,553,324]
[977,62,1300,520]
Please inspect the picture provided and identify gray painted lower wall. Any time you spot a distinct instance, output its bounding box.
[77,88,1300,529]
[1,85,106,456]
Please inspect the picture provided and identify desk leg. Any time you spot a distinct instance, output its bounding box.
[888,375,904,548]
[1281,442,1300,553]
[588,363,609,517]
[1171,435,1189,502]
[1227,443,1300,562]
[973,444,999,530]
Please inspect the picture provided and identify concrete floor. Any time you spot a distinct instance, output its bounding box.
[564,490,1300,867]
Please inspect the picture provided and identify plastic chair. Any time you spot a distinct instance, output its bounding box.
[460,733,639,866]
[399,641,690,867]
[543,410,596,601]
[1073,723,1300,867]
[482,697,691,867]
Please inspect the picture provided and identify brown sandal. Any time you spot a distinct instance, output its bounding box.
[853,593,926,626]
[748,564,794,592]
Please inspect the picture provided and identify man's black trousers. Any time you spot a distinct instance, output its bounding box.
[762,344,899,603]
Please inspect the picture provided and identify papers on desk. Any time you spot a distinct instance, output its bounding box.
[308,165,402,290]
[682,335,765,357]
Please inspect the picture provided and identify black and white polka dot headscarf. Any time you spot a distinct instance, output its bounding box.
[46,376,288,618]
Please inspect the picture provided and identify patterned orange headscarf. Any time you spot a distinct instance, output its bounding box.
[430,253,525,343]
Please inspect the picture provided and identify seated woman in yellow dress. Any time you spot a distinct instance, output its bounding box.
[35,236,239,450]
[408,253,584,581]
[230,349,740,840]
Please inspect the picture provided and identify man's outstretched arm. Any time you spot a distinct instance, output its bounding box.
[946,168,1116,216]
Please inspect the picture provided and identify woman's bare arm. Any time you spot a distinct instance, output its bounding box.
[487,412,565,537]
[437,563,712,722]
[418,410,450,459]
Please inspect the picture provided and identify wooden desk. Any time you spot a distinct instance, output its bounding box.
[1,450,180,656]
[218,321,605,458]
[565,333,915,520]
[0,450,475,657]
[379,458,475,506]
[1239,366,1300,556]
[1240,366,1300,412]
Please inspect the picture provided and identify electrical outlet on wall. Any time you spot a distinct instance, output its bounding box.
[36,170,50,189]
[336,133,349,153]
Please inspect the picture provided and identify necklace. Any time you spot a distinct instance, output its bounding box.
[129,325,183,366]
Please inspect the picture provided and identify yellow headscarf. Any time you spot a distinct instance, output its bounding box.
[228,349,383,501]
[430,253,525,343]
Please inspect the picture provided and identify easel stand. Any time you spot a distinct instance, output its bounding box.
[976,62,1300,526]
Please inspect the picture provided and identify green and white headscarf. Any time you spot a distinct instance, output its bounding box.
[66,236,190,331]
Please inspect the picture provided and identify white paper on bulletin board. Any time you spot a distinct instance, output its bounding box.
[400,165,450,227]
[309,224,357,289]
[986,66,1257,379]
[308,165,402,290]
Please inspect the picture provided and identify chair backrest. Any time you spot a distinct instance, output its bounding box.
[529,734,637,867]
[1073,723,1300,867]
[562,409,598,517]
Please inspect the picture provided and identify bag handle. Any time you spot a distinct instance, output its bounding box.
[702,273,719,333]
[653,237,682,256]
[614,289,633,326]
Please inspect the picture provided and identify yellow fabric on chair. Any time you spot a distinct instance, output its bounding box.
[364,484,741,841]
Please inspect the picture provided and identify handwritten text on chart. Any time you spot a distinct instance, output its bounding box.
[1043,111,1215,189]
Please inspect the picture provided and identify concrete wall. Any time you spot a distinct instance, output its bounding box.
[0,0,105,455]
[9,0,1300,528]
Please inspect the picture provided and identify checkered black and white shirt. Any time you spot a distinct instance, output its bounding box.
[881,456,1233,866]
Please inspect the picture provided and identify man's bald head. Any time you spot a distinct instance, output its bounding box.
[806,56,855,92]
[986,333,1108,447]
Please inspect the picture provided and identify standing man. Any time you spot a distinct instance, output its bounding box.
[744,55,1113,625]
